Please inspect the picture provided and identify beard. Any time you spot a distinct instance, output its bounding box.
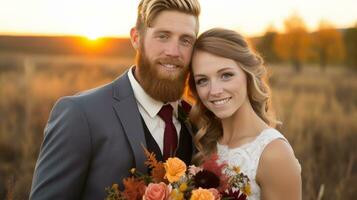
[135,47,189,102]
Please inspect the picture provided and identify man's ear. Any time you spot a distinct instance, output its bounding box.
[130,27,140,50]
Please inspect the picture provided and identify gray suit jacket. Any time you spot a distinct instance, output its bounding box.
[30,71,183,200]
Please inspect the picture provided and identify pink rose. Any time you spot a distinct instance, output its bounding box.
[188,165,203,176]
[208,188,221,200]
[143,182,171,200]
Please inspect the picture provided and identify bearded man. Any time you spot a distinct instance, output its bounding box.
[30,0,200,199]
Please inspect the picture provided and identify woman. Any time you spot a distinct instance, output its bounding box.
[189,28,302,200]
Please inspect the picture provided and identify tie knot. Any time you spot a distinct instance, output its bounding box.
[158,104,173,123]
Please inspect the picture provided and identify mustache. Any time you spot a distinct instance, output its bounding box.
[156,57,184,67]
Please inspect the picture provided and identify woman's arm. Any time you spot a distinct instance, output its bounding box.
[256,139,302,200]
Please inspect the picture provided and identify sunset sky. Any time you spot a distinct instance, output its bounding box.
[1,0,356,38]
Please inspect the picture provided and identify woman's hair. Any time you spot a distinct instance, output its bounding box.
[136,0,201,34]
[188,28,277,163]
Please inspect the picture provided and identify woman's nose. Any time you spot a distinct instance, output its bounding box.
[209,82,223,96]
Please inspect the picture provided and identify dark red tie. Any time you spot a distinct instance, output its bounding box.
[158,104,178,160]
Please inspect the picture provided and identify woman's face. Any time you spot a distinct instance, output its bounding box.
[192,50,248,119]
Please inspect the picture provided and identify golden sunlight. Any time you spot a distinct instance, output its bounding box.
[85,32,101,41]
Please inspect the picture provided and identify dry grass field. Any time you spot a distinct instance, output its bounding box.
[0,53,356,199]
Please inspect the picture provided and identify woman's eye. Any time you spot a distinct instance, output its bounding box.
[221,73,233,80]
[195,78,208,86]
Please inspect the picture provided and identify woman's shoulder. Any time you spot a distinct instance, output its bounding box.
[257,129,301,180]
[256,130,302,199]
[258,128,299,170]
[249,128,287,151]
[259,136,297,166]
[258,128,285,140]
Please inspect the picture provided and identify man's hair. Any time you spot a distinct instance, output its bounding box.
[136,0,200,33]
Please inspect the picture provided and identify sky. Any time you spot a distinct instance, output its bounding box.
[0,0,356,38]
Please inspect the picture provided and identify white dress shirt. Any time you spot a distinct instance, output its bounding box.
[127,67,181,154]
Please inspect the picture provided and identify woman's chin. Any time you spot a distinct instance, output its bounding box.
[212,110,233,120]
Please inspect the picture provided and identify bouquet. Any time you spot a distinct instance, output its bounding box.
[105,149,251,200]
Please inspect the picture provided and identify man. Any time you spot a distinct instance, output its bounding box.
[29,0,200,199]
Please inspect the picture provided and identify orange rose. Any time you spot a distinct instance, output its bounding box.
[164,157,187,183]
[208,188,221,200]
[190,188,215,200]
[143,182,171,200]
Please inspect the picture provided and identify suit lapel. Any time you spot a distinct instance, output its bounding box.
[112,71,147,173]
[175,102,196,164]
[178,101,196,150]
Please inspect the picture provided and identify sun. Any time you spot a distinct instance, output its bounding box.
[86,33,100,41]
[84,31,104,41]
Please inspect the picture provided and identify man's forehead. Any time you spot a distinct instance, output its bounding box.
[151,28,196,38]
[149,11,198,36]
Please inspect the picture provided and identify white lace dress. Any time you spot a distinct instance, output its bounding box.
[217,128,299,200]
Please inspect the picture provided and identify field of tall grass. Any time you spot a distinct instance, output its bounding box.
[0,53,356,199]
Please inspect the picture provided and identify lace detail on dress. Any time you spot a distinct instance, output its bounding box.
[216,128,289,200]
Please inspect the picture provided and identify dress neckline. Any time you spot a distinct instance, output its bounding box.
[217,128,274,151]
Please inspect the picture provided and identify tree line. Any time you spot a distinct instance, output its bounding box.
[255,13,357,72]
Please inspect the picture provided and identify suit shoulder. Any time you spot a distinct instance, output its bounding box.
[75,81,113,99]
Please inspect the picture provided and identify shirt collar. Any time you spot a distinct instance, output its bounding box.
[128,66,179,118]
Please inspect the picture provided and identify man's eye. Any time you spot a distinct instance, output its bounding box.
[157,34,169,40]
[181,38,193,46]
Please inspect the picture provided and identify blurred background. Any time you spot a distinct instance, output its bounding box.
[0,0,356,199]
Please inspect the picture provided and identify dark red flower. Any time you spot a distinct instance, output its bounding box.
[201,154,227,178]
[201,153,230,191]
[193,170,220,189]
[221,188,248,200]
